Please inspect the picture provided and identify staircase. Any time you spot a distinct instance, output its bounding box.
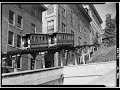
[87,45,116,63]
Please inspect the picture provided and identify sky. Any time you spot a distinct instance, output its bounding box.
[94,3,116,29]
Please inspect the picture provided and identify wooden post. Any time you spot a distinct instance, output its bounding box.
[74,50,77,65]
[65,50,68,66]
[54,52,59,67]
[82,48,85,64]
[60,50,63,67]
[41,52,45,69]
[12,55,17,72]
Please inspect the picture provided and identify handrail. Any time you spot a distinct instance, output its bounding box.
[2,66,63,78]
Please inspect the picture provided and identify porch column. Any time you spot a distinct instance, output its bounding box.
[12,55,17,72]
[42,52,45,68]
[88,47,91,61]
[82,48,85,64]
[31,52,38,70]
[90,46,93,60]
[74,50,77,65]
[59,50,63,67]
[65,50,69,66]
[54,52,59,67]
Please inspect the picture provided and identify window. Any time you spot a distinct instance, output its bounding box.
[17,15,23,29]
[17,35,21,48]
[62,23,66,33]
[8,31,14,46]
[31,7,36,17]
[47,5,54,15]
[71,10,74,26]
[9,10,15,25]
[47,20,54,33]
[31,23,36,33]
[62,7,66,18]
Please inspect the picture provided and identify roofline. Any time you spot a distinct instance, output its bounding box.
[76,5,92,23]
[39,4,48,11]
[89,5,103,24]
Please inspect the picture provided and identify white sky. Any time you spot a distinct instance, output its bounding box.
[94,3,116,29]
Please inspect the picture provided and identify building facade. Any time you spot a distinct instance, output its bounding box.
[83,4,103,46]
[42,4,93,66]
[2,4,47,73]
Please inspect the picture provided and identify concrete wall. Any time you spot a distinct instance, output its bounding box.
[2,67,63,85]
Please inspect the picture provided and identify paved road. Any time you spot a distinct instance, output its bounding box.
[63,61,116,87]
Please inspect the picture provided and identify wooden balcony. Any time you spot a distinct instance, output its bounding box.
[22,33,74,49]
[22,33,49,48]
[48,32,74,46]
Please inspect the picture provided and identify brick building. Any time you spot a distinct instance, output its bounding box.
[42,4,93,66]
[2,4,47,73]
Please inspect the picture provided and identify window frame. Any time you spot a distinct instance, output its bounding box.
[47,20,54,33]
[17,15,23,30]
[17,34,22,48]
[9,10,15,26]
[8,31,14,47]
[61,23,66,33]
[31,23,36,33]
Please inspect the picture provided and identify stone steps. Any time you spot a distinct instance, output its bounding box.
[87,47,116,63]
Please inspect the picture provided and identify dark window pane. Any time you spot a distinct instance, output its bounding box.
[18,15,22,28]
[31,23,36,33]
[9,10,14,24]
[17,35,21,48]
[8,31,13,45]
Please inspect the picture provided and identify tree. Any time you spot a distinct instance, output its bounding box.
[93,32,99,47]
[103,14,116,46]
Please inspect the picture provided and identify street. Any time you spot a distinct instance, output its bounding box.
[63,61,116,87]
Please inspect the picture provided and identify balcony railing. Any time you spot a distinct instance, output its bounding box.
[21,33,74,49]
[55,33,74,45]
